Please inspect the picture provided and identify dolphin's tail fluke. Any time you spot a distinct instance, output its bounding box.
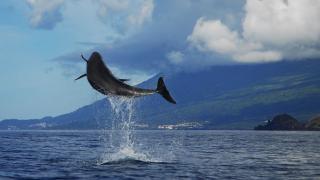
[156,77,176,104]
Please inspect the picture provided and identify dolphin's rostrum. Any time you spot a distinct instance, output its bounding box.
[76,52,176,104]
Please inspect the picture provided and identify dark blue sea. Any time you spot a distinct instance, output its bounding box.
[0,130,319,179]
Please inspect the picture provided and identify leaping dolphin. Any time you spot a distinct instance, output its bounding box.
[75,52,176,104]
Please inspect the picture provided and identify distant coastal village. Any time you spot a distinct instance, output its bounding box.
[155,113,320,131]
[2,113,319,131]
[157,122,204,130]
[154,113,320,131]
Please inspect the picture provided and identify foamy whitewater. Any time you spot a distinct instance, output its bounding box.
[98,96,177,164]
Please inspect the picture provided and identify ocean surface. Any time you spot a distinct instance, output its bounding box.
[0,130,319,179]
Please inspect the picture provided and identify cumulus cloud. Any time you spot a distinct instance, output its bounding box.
[26,0,64,29]
[187,19,238,54]
[26,0,154,34]
[243,0,320,59]
[243,0,320,46]
[128,0,153,26]
[96,0,154,35]
[188,0,320,63]
[233,51,282,63]
[166,51,184,64]
[187,18,281,63]
[53,0,320,76]
[52,0,246,74]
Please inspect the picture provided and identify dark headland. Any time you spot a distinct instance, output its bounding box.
[254,114,320,131]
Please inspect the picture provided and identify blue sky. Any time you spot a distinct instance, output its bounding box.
[0,0,319,120]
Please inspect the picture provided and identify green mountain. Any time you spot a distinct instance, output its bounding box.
[1,59,319,130]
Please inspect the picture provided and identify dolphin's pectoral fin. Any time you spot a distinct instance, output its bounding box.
[75,73,87,81]
[119,79,130,82]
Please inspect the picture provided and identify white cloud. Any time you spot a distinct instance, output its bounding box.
[233,51,282,63]
[167,51,184,64]
[96,0,154,34]
[243,0,320,46]
[187,0,320,63]
[187,19,238,54]
[26,0,154,34]
[187,18,281,63]
[128,0,154,27]
[26,0,65,29]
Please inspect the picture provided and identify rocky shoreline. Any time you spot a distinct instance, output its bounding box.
[254,114,320,131]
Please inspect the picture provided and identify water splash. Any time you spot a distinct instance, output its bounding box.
[107,96,135,150]
[98,96,171,164]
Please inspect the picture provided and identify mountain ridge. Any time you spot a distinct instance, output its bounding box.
[1,59,319,130]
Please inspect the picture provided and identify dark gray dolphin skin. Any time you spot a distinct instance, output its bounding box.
[75,52,176,104]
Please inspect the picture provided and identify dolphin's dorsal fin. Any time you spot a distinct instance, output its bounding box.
[119,79,130,82]
[75,74,87,81]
